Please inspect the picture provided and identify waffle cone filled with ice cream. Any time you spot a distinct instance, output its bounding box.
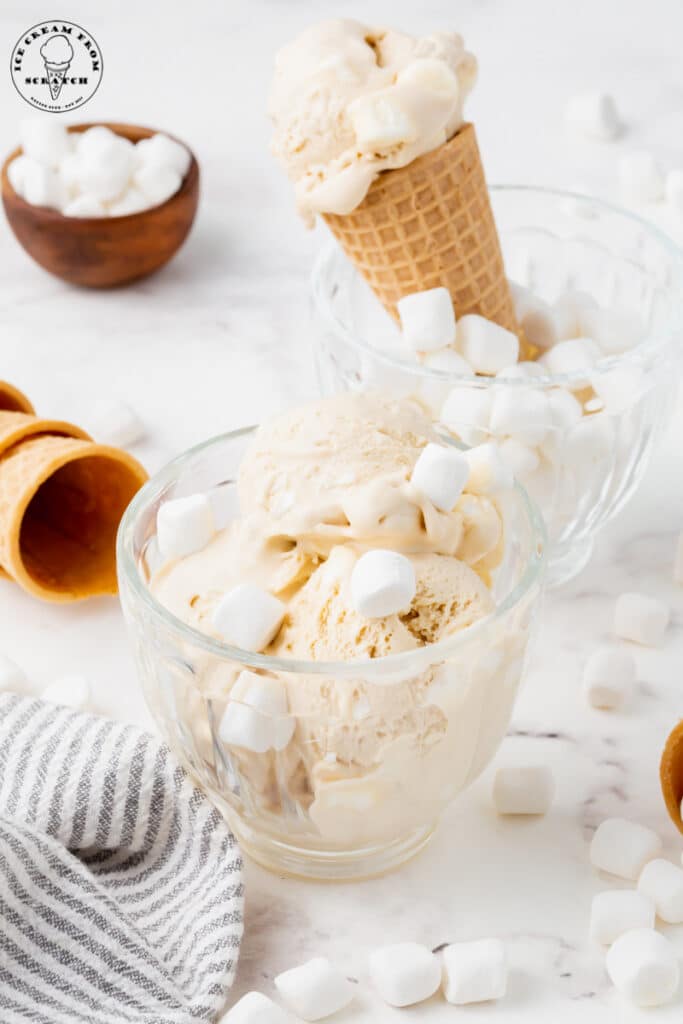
[660,720,683,834]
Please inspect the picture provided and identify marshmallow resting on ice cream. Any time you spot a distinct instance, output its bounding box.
[269,19,477,222]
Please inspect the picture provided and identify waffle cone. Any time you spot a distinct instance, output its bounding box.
[324,123,518,334]
[0,411,90,454]
[0,434,147,602]
[0,381,34,415]
[661,720,683,833]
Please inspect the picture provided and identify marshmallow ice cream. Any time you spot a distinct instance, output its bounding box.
[270,19,477,222]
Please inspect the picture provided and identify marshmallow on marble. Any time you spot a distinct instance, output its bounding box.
[89,399,145,447]
[490,387,553,447]
[134,164,183,208]
[614,592,669,647]
[590,890,655,946]
[541,337,600,376]
[273,957,354,1022]
[219,670,294,754]
[553,291,599,340]
[457,315,519,375]
[464,442,513,495]
[62,194,107,218]
[219,991,289,1024]
[509,283,558,351]
[675,532,683,585]
[0,654,28,693]
[411,443,469,512]
[440,386,492,446]
[351,550,416,619]
[135,133,191,177]
[606,928,680,1008]
[565,92,620,140]
[619,152,665,206]
[20,119,71,167]
[582,647,636,710]
[492,764,554,816]
[666,169,683,214]
[442,939,507,1005]
[42,673,90,711]
[212,584,285,651]
[368,943,441,1008]
[638,859,683,924]
[157,493,215,560]
[590,818,662,880]
[498,438,540,478]
[397,287,456,353]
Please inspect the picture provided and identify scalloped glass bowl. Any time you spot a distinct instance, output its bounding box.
[118,427,546,880]
[311,187,683,585]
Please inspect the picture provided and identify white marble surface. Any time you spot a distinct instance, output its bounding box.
[2,0,683,1019]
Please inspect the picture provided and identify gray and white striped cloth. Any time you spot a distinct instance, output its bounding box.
[0,693,244,1024]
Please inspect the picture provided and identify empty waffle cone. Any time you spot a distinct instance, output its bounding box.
[0,381,34,414]
[661,720,683,833]
[0,434,147,602]
[324,123,518,335]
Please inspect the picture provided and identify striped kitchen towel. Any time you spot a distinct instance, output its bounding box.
[0,693,244,1024]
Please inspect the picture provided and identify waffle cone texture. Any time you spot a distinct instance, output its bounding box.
[0,403,147,602]
[324,123,518,333]
[661,720,683,834]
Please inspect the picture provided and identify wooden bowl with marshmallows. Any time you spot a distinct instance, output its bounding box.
[0,122,199,287]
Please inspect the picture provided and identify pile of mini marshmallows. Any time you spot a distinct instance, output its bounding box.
[7,120,190,218]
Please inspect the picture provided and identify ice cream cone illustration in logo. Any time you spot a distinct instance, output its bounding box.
[40,35,74,101]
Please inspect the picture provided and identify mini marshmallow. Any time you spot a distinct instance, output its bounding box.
[497,361,545,380]
[397,288,456,353]
[58,152,81,196]
[0,654,28,693]
[541,337,600,376]
[351,550,416,618]
[89,399,145,447]
[591,365,645,415]
[590,890,655,946]
[590,818,662,880]
[42,674,90,711]
[638,859,683,924]
[157,493,215,560]
[109,187,148,217]
[489,387,553,446]
[498,438,540,478]
[7,155,31,195]
[674,532,683,585]
[78,134,136,202]
[584,397,604,413]
[411,443,469,512]
[547,388,583,430]
[666,169,683,214]
[212,584,285,651]
[614,592,669,647]
[135,133,192,177]
[368,943,441,1008]
[619,152,665,206]
[553,291,599,340]
[134,165,183,208]
[606,928,679,1007]
[76,125,118,157]
[457,315,519,375]
[62,195,107,218]
[273,957,354,1021]
[219,670,294,754]
[442,939,507,1005]
[509,283,558,350]
[464,442,513,495]
[580,306,644,355]
[419,348,473,409]
[20,119,71,167]
[492,764,554,815]
[440,386,492,446]
[219,991,289,1024]
[21,162,63,209]
[583,647,636,709]
[565,92,620,140]
[349,94,417,150]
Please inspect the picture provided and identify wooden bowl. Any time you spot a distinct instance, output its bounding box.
[0,122,200,288]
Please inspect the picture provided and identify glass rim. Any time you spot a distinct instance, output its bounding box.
[117,425,548,679]
[310,183,683,389]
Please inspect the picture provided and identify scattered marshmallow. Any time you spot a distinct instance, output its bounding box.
[565,92,620,140]
[492,763,554,816]
[273,957,354,1021]
[397,288,456,353]
[605,928,679,1007]
[463,442,513,495]
[440,386,492,446]
[351,550,416,619]
[590,818,662,880]
[457,315,519,375]
[89,399,146,447]
[368,943,441,1007]
[614,592,669,647]
[20,118,71,167]
[62,194,107,218]
[411,443,469,512]
[134,164,183,208]
[590,890,655,946]
[498,438,540,478]
[489,386,552,446]
[665,169,683,214]
[219,670,294,754]
[541,337,600,376]
[135,132,191,177]
[582,647,636,709]
[441,939,507,1005]
[42,673,90,711]
[675,532,683,585]
[618,152,665,206]
[509,282,558,350]
[638,859,683,924]
[0,654,28,693]
[157,493,215,560]
[212,584,285,651]
[219,991,289,1024]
